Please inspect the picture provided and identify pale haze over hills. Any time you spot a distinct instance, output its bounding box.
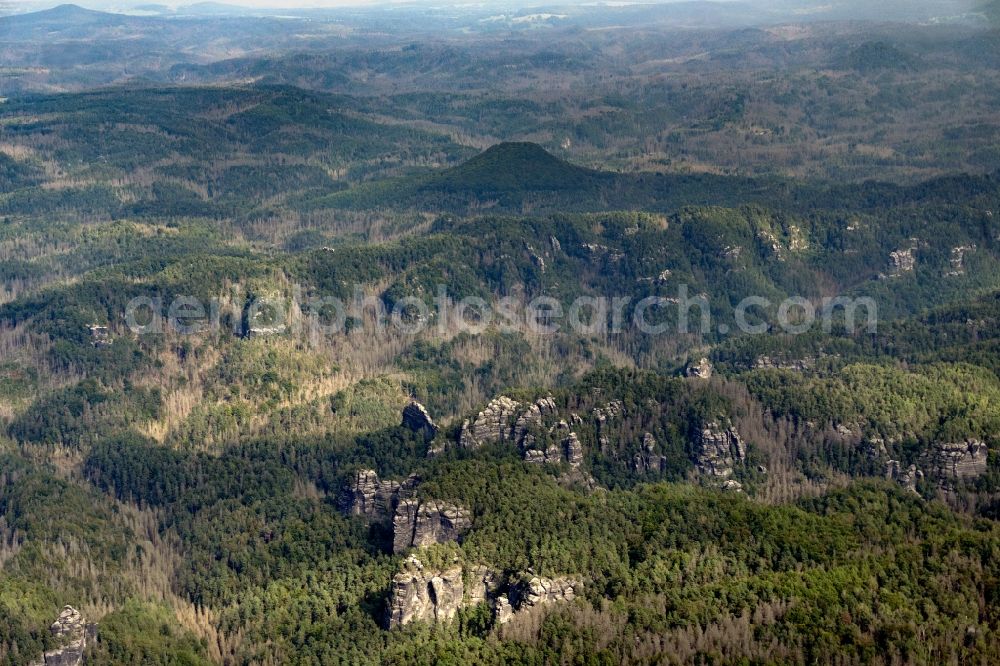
[0,0,985,16]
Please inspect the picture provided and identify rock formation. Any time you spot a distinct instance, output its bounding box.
[465,565,500,607]
[512,396,558,447]
[392,499,472,554]
[632,432,667,474]
[884,441,988,493]
[493,595,514,625]
[30,606,89,666]
[753,356,814,371]
[881,239,920,279]
[593,400,624,426]
[945,245,976,277]
[388,556,466,628]
[460,396,521,448]
[923,440,988,482]
[387,559,582,630]
[460,395,584,467]
[885,460,922,494]
[685,357,713,379]
[340,469,417,520]
[388,558,504,629]
[889,247,916,274]
[509,574,582,611]
[564,432,584,467]
[593,400,625,454]
[402,401,438,438]
[694,421,747,480]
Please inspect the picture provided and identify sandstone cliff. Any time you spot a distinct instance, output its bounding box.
[694,421,747,482]
[30,606,89,666]
[885,460,922,494]
[387,559,582,630]
[632,432,668,474]
[340,469,418,520]
[392,499,472,554]
[402,401,438,439]
[387,556,465,628]
[508,573,582,611]
[459,395,585,468]
[924,440,988,481]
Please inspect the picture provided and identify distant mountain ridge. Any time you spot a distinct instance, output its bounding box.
[0,3,143,31]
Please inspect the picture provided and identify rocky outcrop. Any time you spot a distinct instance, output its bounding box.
[392,499,471,554]
[593,400,624,425]
[923,440,988,482]
[340,469,417,520]
[885,460,922,494]
[509,574,582,611]
[387,559,582,630]
[632,433,667,474]
[564,432,584,467]
[402,401,438,438]
[685,358,713,379]
[884,441,988,492]
[889,247,915,274]
[388,557,465,628]
[881,239,920,279]
[694,421,746,480]
[945,245,976,277]
[593,400,625,454]
[524,421,584,468]
[460,396,585,468]
[460,396,521,449]
[465,565,500,607]
[387,558,503,629]
[30,606,89,666]
[753,356,814,371]
[864,437,889,460]
[493,595,514,625]
[512,397,558,447]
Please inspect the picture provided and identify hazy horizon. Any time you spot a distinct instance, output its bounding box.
[0,0,984,13]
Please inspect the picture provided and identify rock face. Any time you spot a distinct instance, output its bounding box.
[493,595,514,625]
[694,421,746,480]
[465,565,500,607]
[593,400,625,454]
[509,574,582,611]
[387,559,582,630]
[885,460,923,494]
[890,248,915,273]
[392,499,471,554]
[388,557,465,628]
[885,441,988,492]
[460,395,585,468]
[31,606,88,666]
[388,558,503,629]
[945,245,975,277]
[563,432,584,467]
[632,432,667,474]
[402,401,438,438]
[340,469,418,520]
[753,356,814,372]
[685,358,713,379]
[924,440,988,482]
[881,240,920,279]
[460,396,522,448]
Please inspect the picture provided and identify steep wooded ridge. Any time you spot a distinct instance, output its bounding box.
[2,2,1000,664]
